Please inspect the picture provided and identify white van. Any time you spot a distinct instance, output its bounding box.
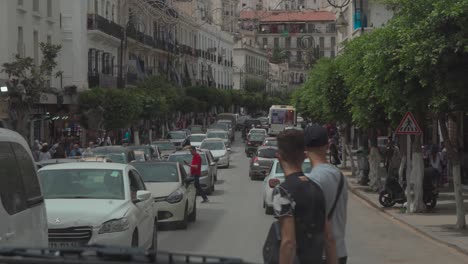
[0,128,48,247]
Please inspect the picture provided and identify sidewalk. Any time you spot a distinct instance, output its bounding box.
[343,169,468,256]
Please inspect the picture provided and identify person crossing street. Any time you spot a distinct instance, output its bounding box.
[185,146,209,203]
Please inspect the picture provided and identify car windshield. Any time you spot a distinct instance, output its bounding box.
[132,163,179,182]
[257,148,277,158]
[275,162,312,174]
[169,131,186,139]
[264,139,277,146]
[168,153,207,165]
[91,148,128,163]
[155,142,176,150]
[200,141,225,150]
[38,169,125,199]
[249,134,265,141]
[207,132,227,139]
[190,135,206,142]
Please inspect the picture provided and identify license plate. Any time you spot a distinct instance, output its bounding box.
[49,241,83,249]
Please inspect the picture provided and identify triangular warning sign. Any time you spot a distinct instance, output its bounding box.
[395,112,422,135]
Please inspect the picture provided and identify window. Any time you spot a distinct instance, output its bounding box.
[297,51,302,62]
[331,37,336,48]
[47,35,52,44]
[0,142,27,215]
[285,37,291,48]
[319,37,324,49]
[262,38,267,48]
[12,143,42,206]
[308,23,315,33]
[33,31,39,65]
[112,4,115,21]
[17,27,24,57]
[33,0,39,12]
[88,49,94,74]
[327,23,336,33]
[47,0,52,17]
[331,50,336,58]
[320,50,325,58]
[274,37,279,48]
[106,1,110,19]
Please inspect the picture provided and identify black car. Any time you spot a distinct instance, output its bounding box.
[242,119,262,139]
[249,146,277,180]
[245,133,266,157]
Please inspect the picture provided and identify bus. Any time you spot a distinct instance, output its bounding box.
[268,105,297,135]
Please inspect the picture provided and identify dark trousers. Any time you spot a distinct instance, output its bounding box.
[194,176,208,200]
[323,257,347,264]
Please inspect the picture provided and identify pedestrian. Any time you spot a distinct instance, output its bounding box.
[69,143,82,157]
[32,140,41,161]
[265,130,336,264]
[184,146,209,203]
[329,139,341,166]
[304,124,348,264]
[39,143,52,161]
[52,142,67,159]
[429,145,442,187]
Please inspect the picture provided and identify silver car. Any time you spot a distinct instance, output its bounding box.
[206,130,231,148]
[168,150,216,194]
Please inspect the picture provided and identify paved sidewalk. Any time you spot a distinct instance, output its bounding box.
[343,169,468,256]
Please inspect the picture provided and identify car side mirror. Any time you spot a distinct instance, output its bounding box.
[135,190,151,202]
[184,177,195,186]
[210,162,216,166]
[227,148,231,152]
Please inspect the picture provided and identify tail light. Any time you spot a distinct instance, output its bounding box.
[251,156,258,163]
[269,178,280,188]
[247,141,252,146]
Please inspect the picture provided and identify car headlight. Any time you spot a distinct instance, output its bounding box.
[98,217,129,234]
[253,162,260,166]
[166,188,184,204]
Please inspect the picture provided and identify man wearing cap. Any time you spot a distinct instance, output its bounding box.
[304,124,348,264]
[185,146,209,203]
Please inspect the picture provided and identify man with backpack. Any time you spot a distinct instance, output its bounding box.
[267,130,337,264]
[305,124,348,264]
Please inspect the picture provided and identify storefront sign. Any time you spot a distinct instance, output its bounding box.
[39,93,58,104]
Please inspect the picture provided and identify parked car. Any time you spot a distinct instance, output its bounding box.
[262,137,278,147]
[245,133,266,157]
[206,130,231,148]
[90,146,136,164]
[126,145,158,160]
[0,128,48,247]
[153,140,177,159]
[168,150,216,194]
[38,162,157,249]
[131,161,197,229]
[249,146,278,180]
[200,138,230,168]
[262,159,312,214]
[188,133,207,148]
[167,131,188,148]
[190,125,204,134]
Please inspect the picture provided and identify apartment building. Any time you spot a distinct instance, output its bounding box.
[233,41,269,90]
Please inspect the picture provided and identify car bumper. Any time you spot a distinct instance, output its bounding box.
[250,166,269,177]
[89,227,134,247]
[155,200,186,223]
[216,156,229,167]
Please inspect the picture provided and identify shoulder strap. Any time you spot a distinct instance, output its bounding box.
[328,172,344,220]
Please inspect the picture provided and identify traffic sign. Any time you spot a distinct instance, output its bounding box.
[395,112,422,135]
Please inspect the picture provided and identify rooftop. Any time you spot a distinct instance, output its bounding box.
[240,10,335,22]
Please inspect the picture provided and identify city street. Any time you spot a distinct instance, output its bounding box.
[158,134,468,264]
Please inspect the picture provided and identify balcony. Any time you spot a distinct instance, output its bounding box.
[87,14,123,40]
[88,72,117,89]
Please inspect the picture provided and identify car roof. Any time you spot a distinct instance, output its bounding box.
[0,128,31,153]
[202,138,224,142]
[207,130,227,133]
[258,146,278,150]
[190,133,207,136]
[38,162,129,171]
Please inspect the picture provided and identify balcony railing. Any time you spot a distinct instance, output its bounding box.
[88,72,117,89]
[87,14,123,40]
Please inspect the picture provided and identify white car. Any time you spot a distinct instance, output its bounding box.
[132,161,197,229]
[0,128,48,247]
[188,134,206,148]
[38,163,157,249]
[206,130,231,148]
[200,138,230,168]
[262,159,312,215]
[248,128,268,137]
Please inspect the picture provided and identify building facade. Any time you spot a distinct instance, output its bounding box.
[233,41,269,90]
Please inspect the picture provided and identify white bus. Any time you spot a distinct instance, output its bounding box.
[268,105,297,135]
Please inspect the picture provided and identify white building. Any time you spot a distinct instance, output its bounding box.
[0,0,61,88]
[232,41,269,90]
[264,0,327,10]
[210,0,239,33]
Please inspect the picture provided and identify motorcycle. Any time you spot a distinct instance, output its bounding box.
[379,167,438,209]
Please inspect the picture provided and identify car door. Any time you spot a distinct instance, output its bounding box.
[207,151,218,179]
[128,170,153,247]
[179,164,195,212]
[203,151,214,187]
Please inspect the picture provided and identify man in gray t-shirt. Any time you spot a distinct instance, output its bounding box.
[304,124,348,264]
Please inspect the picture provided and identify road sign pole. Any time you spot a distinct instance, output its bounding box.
[405,134,412,210]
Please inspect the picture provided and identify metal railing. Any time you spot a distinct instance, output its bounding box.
[87,14,123,40]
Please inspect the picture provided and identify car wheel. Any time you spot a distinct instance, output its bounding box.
[150,219,158,251]
[188,201,197,222]
[177,203,188,229]
[131,229,139,247]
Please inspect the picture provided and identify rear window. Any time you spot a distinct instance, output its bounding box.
[257,148,277,158]
[249,134,265,141]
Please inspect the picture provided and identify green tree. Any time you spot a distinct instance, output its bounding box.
[1,43,62,140]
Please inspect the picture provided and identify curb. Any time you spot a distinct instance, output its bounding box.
[345,174,468,257]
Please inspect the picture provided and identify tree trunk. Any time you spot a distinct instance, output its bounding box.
[134,130,140,145]
[368,130,383,191]
[408,136,425,213]
[346,144,357,177]
[148,128,153,144]
[439,114,466,229]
